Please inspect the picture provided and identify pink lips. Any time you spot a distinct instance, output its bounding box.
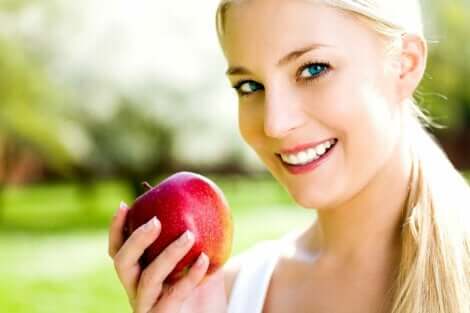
[278,139,338,175]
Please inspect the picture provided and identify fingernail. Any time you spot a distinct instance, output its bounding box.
[143,217,159,232]
[177,230,194,247]
[196,253,208,267]
[113,201,127,219]
[119,201,128,211]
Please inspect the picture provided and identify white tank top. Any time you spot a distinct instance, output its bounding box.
[227,230,301,313]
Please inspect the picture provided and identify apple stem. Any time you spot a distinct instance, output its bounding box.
[142,181,153,191]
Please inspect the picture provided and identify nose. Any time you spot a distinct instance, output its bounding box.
[263,86,307,138]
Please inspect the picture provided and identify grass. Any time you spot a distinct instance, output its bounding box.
[0,174,315,313]
[0,180,133,232]
[0,232,126,313]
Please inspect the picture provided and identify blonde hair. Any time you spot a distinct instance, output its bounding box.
[215,1,470,312]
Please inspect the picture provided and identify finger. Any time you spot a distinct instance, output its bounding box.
[114,217,161,298]
[114,216,161,268]
[135,230,195,312]
[108,201,129,258]
[155,253,209,312]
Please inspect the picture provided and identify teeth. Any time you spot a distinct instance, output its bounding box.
[307,148,318,160]
[280,139,337,165]
[315,144,326,156]
[288,154,299,164]
[297,151,309,164]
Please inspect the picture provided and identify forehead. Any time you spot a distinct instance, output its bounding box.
[222,0,378,66]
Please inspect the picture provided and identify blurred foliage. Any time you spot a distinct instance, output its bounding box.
[1,0,242,184]
[70,95,178,179]
[0,1,91,179]
[0,0,37,12]
[420,0,470,131]
[0,38,80,175]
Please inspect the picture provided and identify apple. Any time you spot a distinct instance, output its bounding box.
[123,171,233,284]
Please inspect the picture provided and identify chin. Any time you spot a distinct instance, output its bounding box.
[288,187,337,210]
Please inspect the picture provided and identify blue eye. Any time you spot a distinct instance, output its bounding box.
[299,63,329,79]
[233,80,263,96]
[232,62,330,97]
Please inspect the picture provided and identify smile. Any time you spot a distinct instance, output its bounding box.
[277,139,338,175]
[279,139,337,165]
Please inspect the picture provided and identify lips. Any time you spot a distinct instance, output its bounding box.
[277,138,338,156]
[276,139,338,175]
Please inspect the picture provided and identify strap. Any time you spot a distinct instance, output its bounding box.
[226,229,304,313]
[227,240,280,313]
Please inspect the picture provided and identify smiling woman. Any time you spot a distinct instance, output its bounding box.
[215,1,470,313]
[107,1,470,313]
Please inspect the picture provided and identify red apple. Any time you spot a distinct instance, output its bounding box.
[123,171,233,284]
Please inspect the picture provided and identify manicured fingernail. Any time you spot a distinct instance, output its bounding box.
[143,217,159,232]
[196,253,208,267]
[113,201,127,219]
[177,230,194,246]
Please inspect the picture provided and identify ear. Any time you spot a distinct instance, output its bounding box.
[396,34,428,102]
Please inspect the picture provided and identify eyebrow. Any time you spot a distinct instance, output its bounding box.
[225,43,331,76]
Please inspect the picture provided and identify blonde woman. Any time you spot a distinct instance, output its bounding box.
[107,0,470,312]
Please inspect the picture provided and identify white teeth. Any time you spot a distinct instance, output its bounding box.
[297,151,309,164]
[307,148,318,160]
[280,139,337,165]
[315,144,326,156]
[288,154,299,164]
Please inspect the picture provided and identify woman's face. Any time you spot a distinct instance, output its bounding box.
[221,0,405,209]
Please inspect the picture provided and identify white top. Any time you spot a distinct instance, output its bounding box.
[227,230,301,313]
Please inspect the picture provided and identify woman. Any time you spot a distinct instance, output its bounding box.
[108,0,470,312]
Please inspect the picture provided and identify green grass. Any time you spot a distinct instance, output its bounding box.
[0,180,133,232]
[0,175,315,313]
[0,232,127,313]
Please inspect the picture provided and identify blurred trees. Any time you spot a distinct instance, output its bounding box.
[0,0,96,222]
[0,0,250,198]
[0,38,80,180]
[420,0,470,168]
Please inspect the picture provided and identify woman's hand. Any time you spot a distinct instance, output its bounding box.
[108,201,228,313]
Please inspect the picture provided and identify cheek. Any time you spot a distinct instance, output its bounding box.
[238,105,252,141]
[353,72,400,150]
[327,63,398,147]
[314,70,399,199]
[238,103,264,148]
[340,81,399,188]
